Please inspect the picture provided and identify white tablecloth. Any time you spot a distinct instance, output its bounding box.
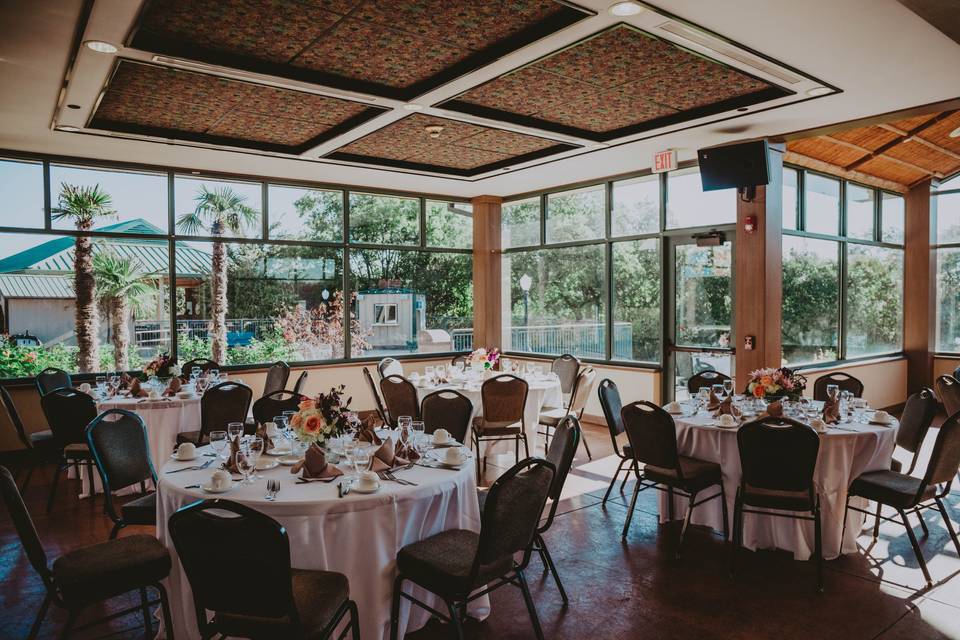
[156,447,487,640]
[658,411,898,560]
[75,396,201,497]
[414,376,563,456]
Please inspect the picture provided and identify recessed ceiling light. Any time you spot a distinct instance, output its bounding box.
[736,107,749,112]
[949,126,960,139]
[424,125,444,139]
[608,1,644,16]
[67,103,81,110]
[403,103,424,111]
[84,40,118,54]
[806,86,833,97]
[190,170,201,175]
[56,125,80,132]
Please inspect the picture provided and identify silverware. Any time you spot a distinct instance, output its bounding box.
[342,480,352,496]
[296,476,337,484]
[185,484,200,489]
[265,479,279,501]
[166,459,214,474]
[380,470,417,486]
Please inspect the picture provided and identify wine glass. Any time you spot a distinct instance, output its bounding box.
[397,415,413,436]
[697,387,710,411]
[826,384,839,400]
[108,374,121,396]
[411,420,426,451]
[711,384,725,401]
[424,366,435,384]
[352,447,371,478]
[209,430,228,463]
[247,436,264,479]
[723,379,734,398]
[227,422,244,444]
[195,374,209,395]
[435,364,446,381]
[236,444,255,485]
[209,369,220,385]
[95,375,107,398]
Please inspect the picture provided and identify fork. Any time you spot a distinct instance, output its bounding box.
[380,469,417,486]
[265,479,280,501]
[166,459,214,474]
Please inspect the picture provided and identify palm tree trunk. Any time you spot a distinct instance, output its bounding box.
[210,239,227,364]
[74,234,99,372]
[112,297,130,371]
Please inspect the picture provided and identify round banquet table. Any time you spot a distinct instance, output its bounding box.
[156,446,488,640]
[658,410,898,560]
[413,374,563,456]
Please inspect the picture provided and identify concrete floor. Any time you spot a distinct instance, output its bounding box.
[1,420,959,639]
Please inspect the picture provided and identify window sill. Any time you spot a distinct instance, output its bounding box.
[792,353,906,375]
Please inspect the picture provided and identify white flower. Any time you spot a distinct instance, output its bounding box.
[169,363,182,376]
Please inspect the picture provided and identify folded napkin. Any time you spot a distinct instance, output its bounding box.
[370,438,410,471]
[119,372,133,390]
[291,444,343,479]
[765,400,783,418]
[255,423,275,453]
[221,434,241,473]
[822,397,841,424]
[128,378,147,398]
[714,396,741,418]
[358,425,383,446]
[164,377,182,397]
[396,439,421,462]
[706,389,721,411]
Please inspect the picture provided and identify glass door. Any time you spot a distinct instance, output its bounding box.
[665,236,735,401]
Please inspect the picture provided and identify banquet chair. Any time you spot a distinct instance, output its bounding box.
[843,412,960,587]
[253,390,304,428]
[169,499,359,640]
[86,409,158,539]
[176,381,252,446]
[551,353,580,399]
[180,358,218,376]
[262,360,291,397]
[39,387,98,514]
[597,379,639,506]
[472,374,529,483]
[539,366,595,459]
[0,466,173,640]
[686,370,731,395]
[812,372,864,401]
[732,416,822,592]
[390,458,555,640]
[292,370,309,395]
[620,401,727,560]
[421,389,473,443]
[872,388,937,537]
[378,357,403,379]
[363,366,390,426]
[936,374,960,417]
[35,367,71,396]
[380,374,420,427]
[1,383,54,492]
[451,353,468,367]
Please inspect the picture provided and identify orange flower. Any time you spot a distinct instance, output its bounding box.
[760,376,774,387]
[290,413,302,427]
[303,414,323,434]
[298,399,316,411]
[752,385,765,398]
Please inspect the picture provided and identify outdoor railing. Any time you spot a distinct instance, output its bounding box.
[449,322,633,359]
[134,318,275,351]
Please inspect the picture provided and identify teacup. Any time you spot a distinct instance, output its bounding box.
[432,428,451,445]
[444,447,467,465]
[810,418,828,434]
[176,442,197,460]
[717,414,737,428]
[873,410,892,424]
[356,470,380,491]
[79,382,92,393]
[210,469,232,491]
[665,401,682,413]
[148,389,161,400]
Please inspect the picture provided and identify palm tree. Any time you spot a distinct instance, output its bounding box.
[94,250,156,370]
[51,184,116,372]
[177,185,258,363]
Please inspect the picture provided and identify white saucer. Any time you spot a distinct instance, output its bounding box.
[170,452,198,462]
[201,483,232,494]
[256,460,279,471]
[278,455,301,466]
[265,447,293,456]
[351,482,380,494]
[426,449,470,467]
[714,421,740,429]
[431,439,460,448]
[869,419,894,426]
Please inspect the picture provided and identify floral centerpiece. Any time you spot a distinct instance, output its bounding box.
[290,384,359,448]
[143,353,180,378]
[746,367,806,401]
[467,347,500,370]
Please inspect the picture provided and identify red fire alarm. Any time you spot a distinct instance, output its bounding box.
[743,215,757,234]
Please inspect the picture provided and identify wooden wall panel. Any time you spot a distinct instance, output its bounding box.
[471,196,503,350]
[903,179,934,392]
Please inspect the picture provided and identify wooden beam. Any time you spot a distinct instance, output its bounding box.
[471,196,502,351]
[845,110,958,171]
[821,135,939,177]
[783,151,908,193]
[908,135,960,163]
[903,180,934,392]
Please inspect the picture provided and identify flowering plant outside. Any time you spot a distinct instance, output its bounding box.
[290,384,359,448]
[467,347,500,370]
[746,367,805,401]
[143,353,180,378]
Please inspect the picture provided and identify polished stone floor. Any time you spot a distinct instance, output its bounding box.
[1,419,959,639]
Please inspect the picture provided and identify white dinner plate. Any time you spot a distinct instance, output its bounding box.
[278,455,301,466]
[265,447,293,456]
[256,460,279,471]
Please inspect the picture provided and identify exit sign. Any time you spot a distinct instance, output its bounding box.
[652,149,677,173]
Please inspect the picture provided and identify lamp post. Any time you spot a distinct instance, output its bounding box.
[519,274,532,351]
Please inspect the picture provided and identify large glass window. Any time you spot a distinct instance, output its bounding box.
[804,173,840,236]
[881,192,905,244]
[501,197,540,249]
[268,185,343,242]
[349,192,419,245]
[666,167,735,229]
[782,167,798,230]
[426,200,472,249]
[174,176,262,239]
[546,184,605,243]
[846,245,903,357]
[612,175,659,237]
[936,192,960,244]
[0,159,44,229]
[845,183,875,240]
[781,236,840,364]
[612,240,660,361]
[52,164,168,234]
[937,248,960,352]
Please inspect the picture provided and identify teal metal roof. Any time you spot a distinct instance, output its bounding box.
[0,273,73,299]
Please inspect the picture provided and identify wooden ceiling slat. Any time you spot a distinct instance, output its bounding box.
[822,135,939,177]
[786,137,866,167]
[856,155,930,184]
[783,151,907,193]
[845,109,958,171]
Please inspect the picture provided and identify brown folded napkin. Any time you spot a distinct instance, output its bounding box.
[369,438,410,471]
[119,372,133,390]
[707,389,721,411]
[164,377,182,397]
[358,426,383,446]
[291,444,343,479]
[255,423,275,453]
[822,397,841,424]
[714,396,741,418]
[128,378,147,398]
[766,401,783,418]
[221,434,241,473]
[396,440,421,462]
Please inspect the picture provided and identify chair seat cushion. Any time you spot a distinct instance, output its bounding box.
[215,569,349,640]
[849,470,937,510]
[52,534,171,605]
[890,458,903,473]
[63,442,92,459]
[538,407,568,427]
[742,485,813,511]
[644,455,721,493]
[120,492,157,526]
[29,429,54,446]
[397,529,513,595]
[176,430,209,446]
[472,417,522,436]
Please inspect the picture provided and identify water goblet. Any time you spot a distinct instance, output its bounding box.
[351,446,370,480]
[723,379,734,398]
[227,421,244,443]
[95,375,107,398]
[826,384,839,400]
[247,436,264,479]
[424,366,435,384]
[411,420,426,451]
[697,387,711,411]
[236,444,255,485]
[397,415,413,436]
[209,369,220,384]
[209,430,228,462]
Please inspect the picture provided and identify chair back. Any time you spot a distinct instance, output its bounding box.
[451,354,468,367]
[598,379,626,452]
[181,358,219,375]
[40,387,97,448]
[686,370,730,395]
[812,372,864,401]
[737,416,819,494]
[262,361,290,397]
[474,458,555,573]
[551,354,580,395]
[252,390,303,427]
[541,416,580,531]
[480,374,528,424]
[568,367,596,415]
[378,357,403,379]
[362,366,390,425]
[921,413,960,489]
[292,370,308,395]
[86,409,156,493]
[420,389,473,443]
[1,384,31,449]
[620,401,681,472]
[380,375,419,425]
[200,382,253,441]
[35,367,71,396]
[936,374,960,418]
[0,466,51,586]
[896,388,936,461]
[169,499,297,627]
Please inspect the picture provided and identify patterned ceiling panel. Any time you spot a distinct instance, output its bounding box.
[327,114,576,176]
[89,61,384,153]
[131,0,589,99]
[442,24,790,140]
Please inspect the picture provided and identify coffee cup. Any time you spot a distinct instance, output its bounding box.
[210,469,231,491]
[177,442,197,460]
[79,382,92,393]
[148,389,161,400]
[444,447,467,465]
[665,401,681,413]
[432,428,451,444]
[357,470,379,491]
[718,414,737,428]
[810,418,828,434]
[873,410,891,424]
